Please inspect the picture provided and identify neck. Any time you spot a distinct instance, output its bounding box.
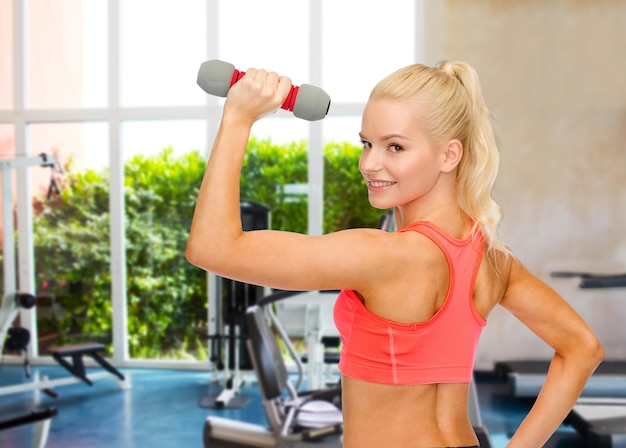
[395,196,470,238]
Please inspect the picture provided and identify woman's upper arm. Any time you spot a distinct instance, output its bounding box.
[187,227,399,292]
[499,257,600,355]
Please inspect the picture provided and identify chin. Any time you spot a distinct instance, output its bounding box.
[368,198,394,210]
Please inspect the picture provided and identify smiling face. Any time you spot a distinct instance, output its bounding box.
[359,99,449,212]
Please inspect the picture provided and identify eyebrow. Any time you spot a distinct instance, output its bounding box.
[359,132,410,141]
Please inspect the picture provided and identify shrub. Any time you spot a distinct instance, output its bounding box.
[28,139,383,359]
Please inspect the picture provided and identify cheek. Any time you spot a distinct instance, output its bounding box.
[395,157,439,193]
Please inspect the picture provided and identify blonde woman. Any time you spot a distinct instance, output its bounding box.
[187,61,603,448]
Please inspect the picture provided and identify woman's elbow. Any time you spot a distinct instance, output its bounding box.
[186,237,230,274]
[186,236,214,272]
[590,337,605,368]
[578,332,605,372]
[185,241,202,269]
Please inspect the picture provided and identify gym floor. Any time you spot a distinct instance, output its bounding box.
[0,365,586,448]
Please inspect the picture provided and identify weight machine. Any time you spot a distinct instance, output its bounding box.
[200,200,270,409]
[0,154,126,447]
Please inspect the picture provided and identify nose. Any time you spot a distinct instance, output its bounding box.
[359,147,383,174]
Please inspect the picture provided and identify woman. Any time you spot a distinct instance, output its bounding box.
[186,61,604,447]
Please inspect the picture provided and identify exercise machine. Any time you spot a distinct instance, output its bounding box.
[0,290,128,405]
[0,291,58,448]
[201,200,270,409]
[567,397,626,448]
[0,406,58,448]
[551,270,626,289]
[204,290,344,447]
[1,154,128,397]
[495,359,626,399]
[0,155,127,448]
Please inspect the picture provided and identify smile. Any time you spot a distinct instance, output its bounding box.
[367,180,396,193]
[367,180,396,189]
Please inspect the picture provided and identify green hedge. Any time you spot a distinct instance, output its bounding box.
[27,139,383,359]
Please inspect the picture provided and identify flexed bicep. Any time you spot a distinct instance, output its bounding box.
[190,227,398,293]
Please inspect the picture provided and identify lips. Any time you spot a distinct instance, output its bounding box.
[366,179,396,191]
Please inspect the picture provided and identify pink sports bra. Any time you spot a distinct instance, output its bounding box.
[333,221,486,385]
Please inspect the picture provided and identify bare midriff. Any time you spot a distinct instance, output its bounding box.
[340,376,479,448]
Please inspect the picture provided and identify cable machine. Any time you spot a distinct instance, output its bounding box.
[201,200,270,409]
[0,154,127,447]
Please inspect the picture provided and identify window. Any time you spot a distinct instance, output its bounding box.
[1,0,418,367]
[30,122,111,354]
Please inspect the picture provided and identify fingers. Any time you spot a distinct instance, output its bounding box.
[244,68,292,105]
[225,68,292,123]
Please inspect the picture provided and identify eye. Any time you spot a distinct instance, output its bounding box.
[388,144,403,153]
[360,139,372,150]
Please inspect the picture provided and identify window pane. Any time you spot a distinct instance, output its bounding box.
[0,0,12,109]
[121,120,207,360]
[251,116,309,146]
[323,116,362,146]
[28,122,111,357]
[0,124,14,159]
[120,0,207,107]
[244,117,310,234]
[322,0,416,102]
[26,0,107,108]
[0,124,15,298]
[218,0,309,82]
[217,0,311,236]
[121,120,206,160]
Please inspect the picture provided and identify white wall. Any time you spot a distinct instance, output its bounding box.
[425,0,626,369]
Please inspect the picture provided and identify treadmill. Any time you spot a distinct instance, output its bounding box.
[567,398,626,448]
[497,271,626,447]
[495,359,626,398]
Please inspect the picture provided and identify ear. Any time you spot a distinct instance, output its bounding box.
[440,139,463,173]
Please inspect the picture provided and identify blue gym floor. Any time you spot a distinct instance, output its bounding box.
[0,365,585,448]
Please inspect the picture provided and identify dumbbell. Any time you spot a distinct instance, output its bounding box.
[197,59,331,121]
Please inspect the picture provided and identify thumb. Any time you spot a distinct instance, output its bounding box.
[277,75,293,105]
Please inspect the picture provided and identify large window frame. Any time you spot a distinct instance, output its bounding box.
[1,0,424,369]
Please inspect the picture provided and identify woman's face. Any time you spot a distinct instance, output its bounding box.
[359,99,446,211]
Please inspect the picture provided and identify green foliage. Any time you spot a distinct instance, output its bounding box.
[30,140,382,360]
[241,137,383,233]
[323,141,382,233]
[123,149,209,358]
[241,138,308,233]
[33,167,114,343]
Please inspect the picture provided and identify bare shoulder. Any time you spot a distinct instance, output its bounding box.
[473,248,514,319]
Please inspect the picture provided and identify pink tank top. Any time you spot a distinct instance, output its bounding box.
[333,221,486,385]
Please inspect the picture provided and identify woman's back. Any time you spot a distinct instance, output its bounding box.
[337,218,510,447]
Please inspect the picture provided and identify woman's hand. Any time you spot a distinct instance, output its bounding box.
[223,68,293,127]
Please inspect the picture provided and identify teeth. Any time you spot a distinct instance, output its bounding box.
[369,181,394,187]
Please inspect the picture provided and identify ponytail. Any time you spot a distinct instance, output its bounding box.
[370,61,511,258]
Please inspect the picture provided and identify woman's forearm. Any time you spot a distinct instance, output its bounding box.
[186,69,292,273]
[186,113,252,270]
[507,345,603,447]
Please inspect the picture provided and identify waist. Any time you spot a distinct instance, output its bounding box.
[341,377,478,447]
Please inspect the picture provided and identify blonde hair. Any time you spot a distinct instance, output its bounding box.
[370,61,510,257]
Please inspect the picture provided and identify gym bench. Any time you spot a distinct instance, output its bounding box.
[0,343,129,399]
[48,343,125,386]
